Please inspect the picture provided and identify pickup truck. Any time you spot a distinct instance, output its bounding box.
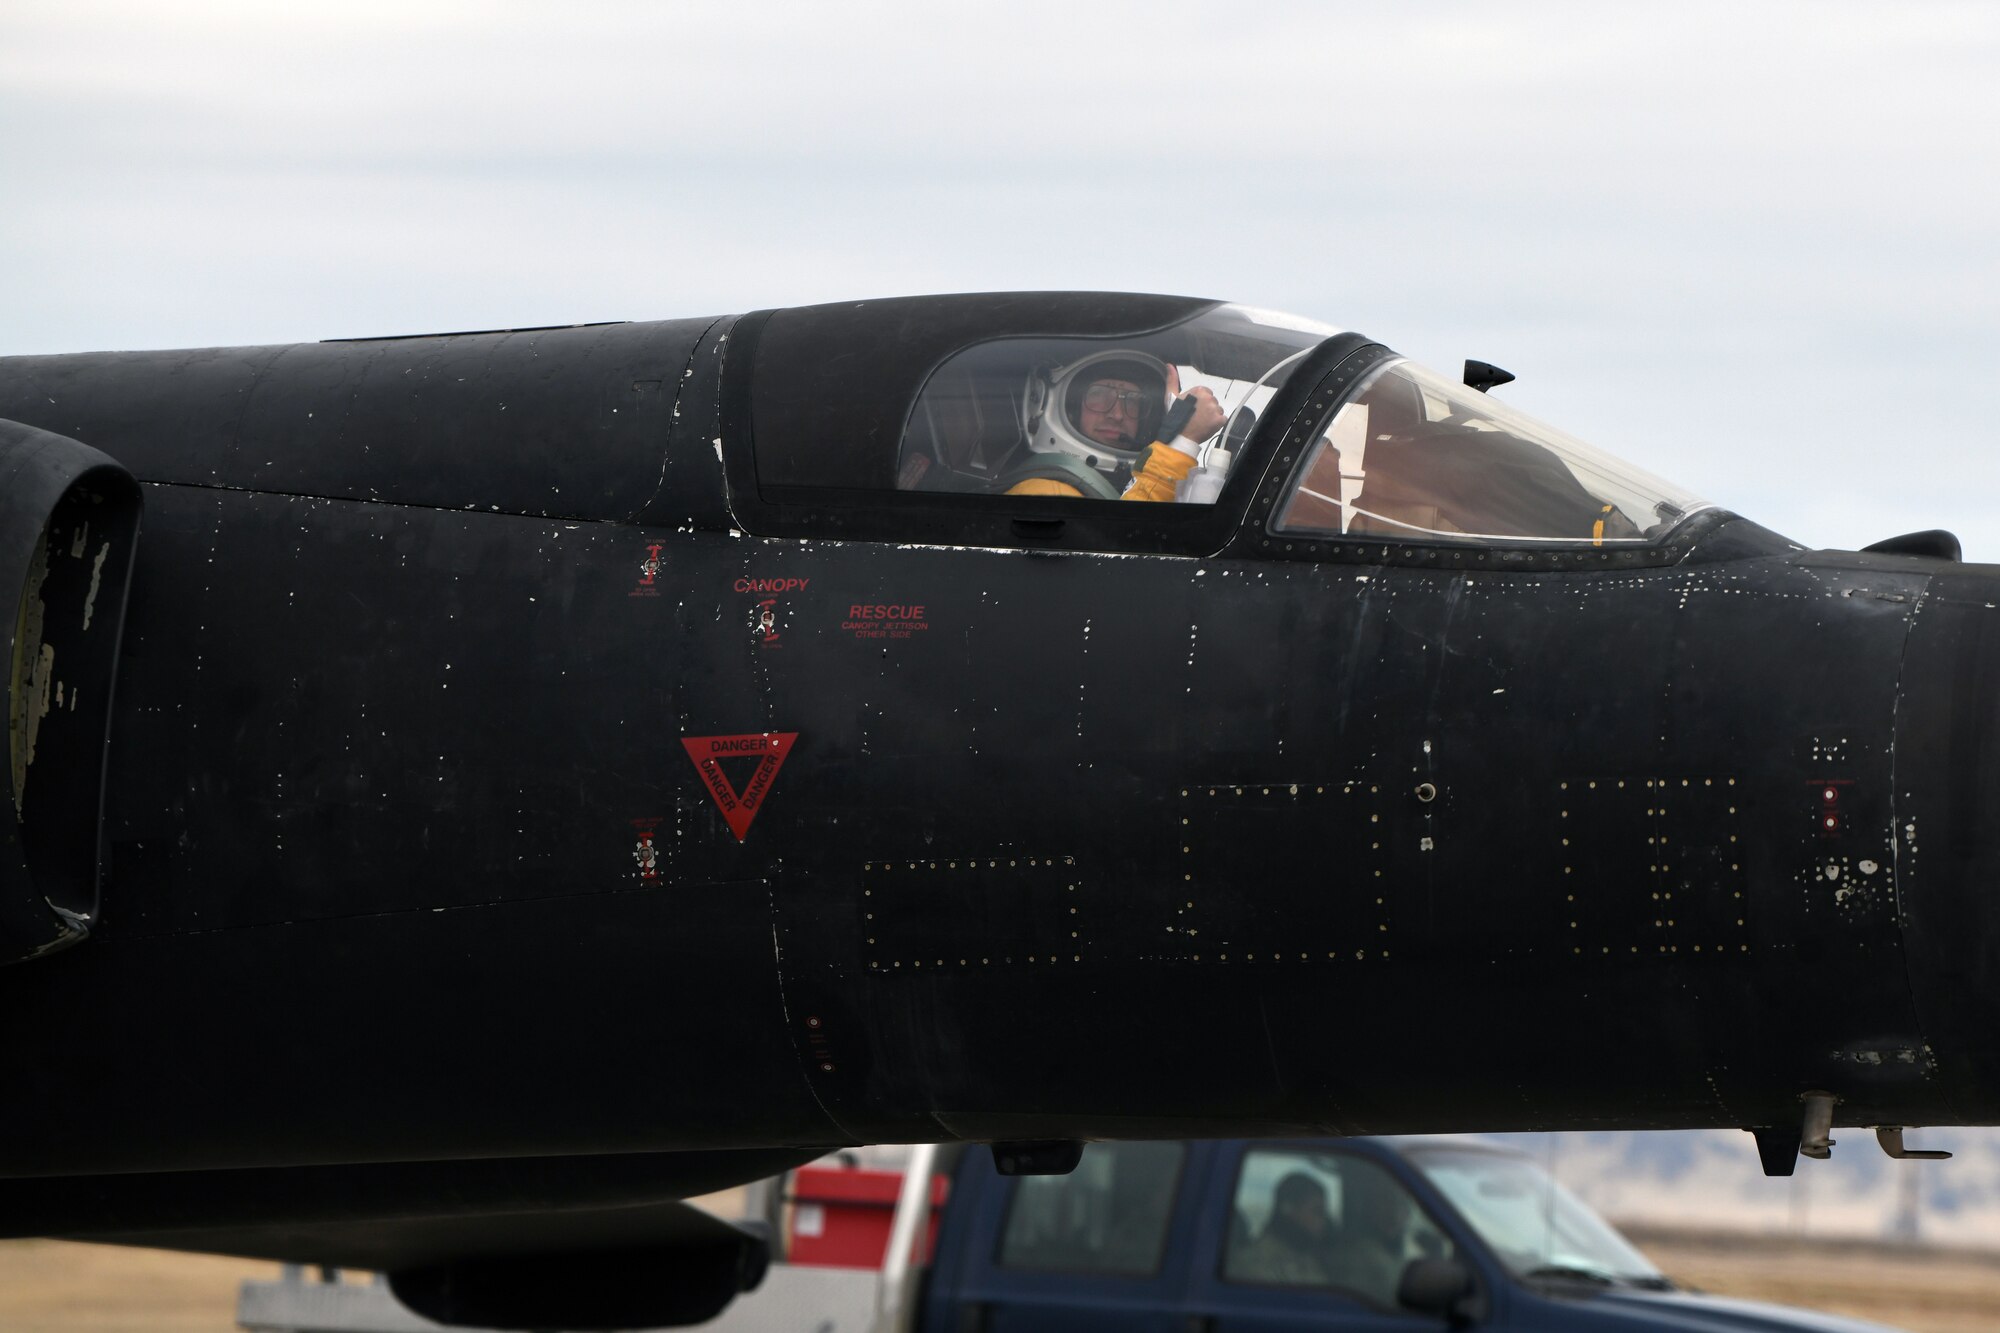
[238,1137,1899,1333]
[901,1137,1893,1333]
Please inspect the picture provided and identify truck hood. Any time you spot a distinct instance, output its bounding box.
[1567,1287,1905,1333]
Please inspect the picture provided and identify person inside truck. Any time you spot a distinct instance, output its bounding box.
[1328,1161,1415,1305]
[1231,1170,1337,1285]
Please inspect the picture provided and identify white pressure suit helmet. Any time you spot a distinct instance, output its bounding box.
[1021,349,1173,473]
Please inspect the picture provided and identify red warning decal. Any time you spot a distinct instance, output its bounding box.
[631,543,665,598]
[842,602,929,640]
[681,732,799,842]
[631,816,662,879]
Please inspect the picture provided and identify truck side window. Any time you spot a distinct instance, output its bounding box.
[1223,1148,1452,1310]
[996,1141,1186,1277]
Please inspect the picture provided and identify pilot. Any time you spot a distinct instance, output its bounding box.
[1003,353,1226,502]
[1233,1171,1336,1286]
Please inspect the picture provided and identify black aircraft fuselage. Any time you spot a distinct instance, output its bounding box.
[1,293,1996,1317]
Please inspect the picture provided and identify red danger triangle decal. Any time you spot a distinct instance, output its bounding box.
[681,732,798,842]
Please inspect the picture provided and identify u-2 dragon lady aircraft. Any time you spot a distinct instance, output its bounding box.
[1,292,1992,1326]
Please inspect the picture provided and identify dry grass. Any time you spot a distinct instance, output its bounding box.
[0,1239,276,1333]
[1627,1224,2000,1333]
[2,1229,1997,1332]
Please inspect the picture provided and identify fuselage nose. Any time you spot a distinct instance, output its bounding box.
[1894,563,2000,1119]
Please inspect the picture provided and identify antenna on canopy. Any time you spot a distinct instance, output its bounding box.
[1464,360,1515,394]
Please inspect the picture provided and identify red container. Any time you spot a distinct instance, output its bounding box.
[785,1166,951,1269]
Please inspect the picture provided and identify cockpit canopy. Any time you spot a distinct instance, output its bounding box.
[744,293,1712,551]
[898,303,1332,499]
[1273,358,1709,545]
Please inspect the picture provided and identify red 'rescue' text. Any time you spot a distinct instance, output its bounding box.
[842,602,930,641]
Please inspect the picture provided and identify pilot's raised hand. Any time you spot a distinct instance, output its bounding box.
[1180,386,1225,443]
[1163,366,1227,447]
[1121,367,1231,502]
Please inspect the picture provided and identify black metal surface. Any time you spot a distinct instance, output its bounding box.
[1,419,142,962]
[0,1147,813,1254]
[1462,358,1516,393]
[390,1228,767,1332]
[990,1141,1083,1176]
[0,291,1993,1316]
[0,320,710,521]
[1863,528,1962,561]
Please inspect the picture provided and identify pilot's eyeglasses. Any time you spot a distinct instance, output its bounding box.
[1082,384,1150,415]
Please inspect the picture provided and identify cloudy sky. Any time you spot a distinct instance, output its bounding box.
[6,1,1998,554]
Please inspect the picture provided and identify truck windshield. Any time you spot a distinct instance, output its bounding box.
[1406,1146,1665,1285]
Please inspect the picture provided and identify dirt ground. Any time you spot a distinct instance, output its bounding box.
[0,1239,279,1333]
[2,1228,1997,1331]
[1626,1226,2000,1333]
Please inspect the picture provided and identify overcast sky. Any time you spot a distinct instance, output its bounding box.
[6,1,1998,553]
